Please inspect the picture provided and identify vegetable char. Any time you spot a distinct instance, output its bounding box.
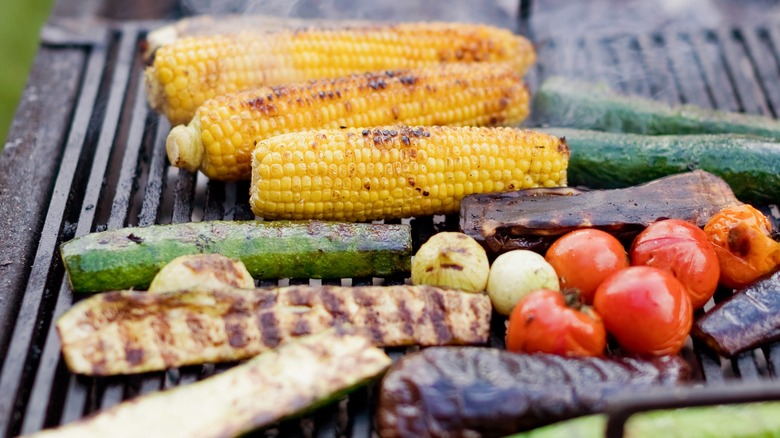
[60,220,412,293]
[168,62,531,181]
[57,285,492,375]
[376,347,690,437]
[30,328,391,438]
[460,171,740,256]
[148,253,255,292]
[249,125,569,222]
[693,270,780,357]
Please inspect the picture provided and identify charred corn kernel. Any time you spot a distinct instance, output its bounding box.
[167,63,530,181]
[249,126,569,222]
[145,22,536,125]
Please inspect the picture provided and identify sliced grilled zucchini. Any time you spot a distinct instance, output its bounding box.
[31,328,390,438]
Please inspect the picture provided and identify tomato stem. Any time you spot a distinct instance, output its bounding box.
[562,288,584,310]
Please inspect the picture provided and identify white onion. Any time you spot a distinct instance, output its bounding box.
[487,250,560,315]
[411,232,490,293]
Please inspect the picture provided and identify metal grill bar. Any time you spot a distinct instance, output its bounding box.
[0,33,109,436]
[4,12,780,437]
[15,26,145,435]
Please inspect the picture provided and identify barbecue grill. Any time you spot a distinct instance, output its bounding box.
[2,0,780,436]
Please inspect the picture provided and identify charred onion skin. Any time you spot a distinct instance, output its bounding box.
[375,348,690,437]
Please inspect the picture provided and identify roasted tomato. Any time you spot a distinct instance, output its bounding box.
[704,204,780,289]
[630,219,719,310]
[506,289,606,356]
[545,229,630,304]
[594,266,692,356]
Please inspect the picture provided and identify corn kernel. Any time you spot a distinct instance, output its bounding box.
[249,126,569,222]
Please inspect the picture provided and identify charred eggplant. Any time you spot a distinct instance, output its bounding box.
[459,170,740,256]
[375,347,690,437]
[693,270,780,357]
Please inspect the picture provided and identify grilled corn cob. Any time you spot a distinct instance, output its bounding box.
[168,62,530,181]
[142,15,373,61]
[249,126,569,222]
[145,22,536,125]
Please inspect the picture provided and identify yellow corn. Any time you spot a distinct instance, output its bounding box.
[144,22,536,125]
[249,126,569,222]
[167,62,530,181]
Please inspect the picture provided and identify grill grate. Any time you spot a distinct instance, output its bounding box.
[2,11,780,438]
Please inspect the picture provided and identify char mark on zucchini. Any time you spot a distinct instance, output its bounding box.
[29,328,391,438]
[57,285,492,375]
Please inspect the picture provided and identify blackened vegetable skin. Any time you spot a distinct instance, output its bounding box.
[693,270,780,357]
[375,347,690,438]
[459,170,740,256]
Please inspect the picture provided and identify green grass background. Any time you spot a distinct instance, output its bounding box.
[0,0,54,149]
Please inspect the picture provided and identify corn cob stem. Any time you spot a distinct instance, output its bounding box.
[145,22,535,125]
[167,123,203,173]
[249,126,569,222]
[167,62,530,181]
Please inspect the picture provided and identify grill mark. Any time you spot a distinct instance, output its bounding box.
[125,346,145,366]
[397,296,415,338]
[117,320,145,370]
[150,316,174,346]
[287,286,315,306]
[225,317,248,348]
[92,339,108,375]
[354,289,376,307]
[362,309,384,344]
[258,312,282,348]
[320,287,350,324]
[426,289,453,344]
[186,313,209,347]
[469,297,485,339]
[149,315,176,366]
[102,291,124,303]
[292,316,311,336]
[183,255,246,287]
[256,291,278,310]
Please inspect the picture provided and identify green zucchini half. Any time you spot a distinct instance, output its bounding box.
[61,220,412,293]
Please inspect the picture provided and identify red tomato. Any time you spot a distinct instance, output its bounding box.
[630,219,720,309]
[506,289,606,357]
[545,229,629,304]
[593,266,693,356]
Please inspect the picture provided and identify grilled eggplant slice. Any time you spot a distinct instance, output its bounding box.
[57,285,491,375]
[375,347,691,438]
[31,328,391,438]
[693,270,780,357]
[460,170,740,256]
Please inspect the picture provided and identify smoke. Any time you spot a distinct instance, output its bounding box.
[180,0,304,16]
[179,0,520,28]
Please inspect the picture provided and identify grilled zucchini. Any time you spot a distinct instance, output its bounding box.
[57,285,492,375]
[30,328,391,438]
[60,220,412,293]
